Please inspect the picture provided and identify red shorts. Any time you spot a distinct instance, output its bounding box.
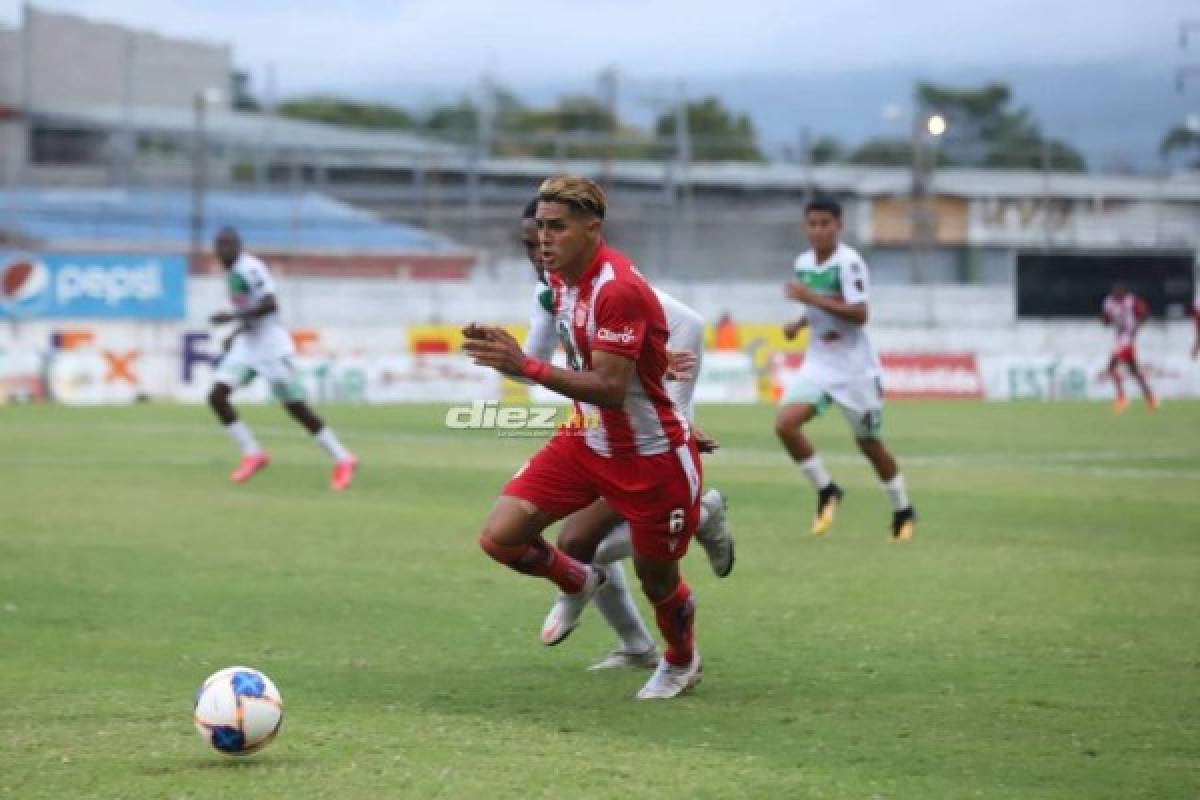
[1112,344,1137,364]
[503,431,703,562]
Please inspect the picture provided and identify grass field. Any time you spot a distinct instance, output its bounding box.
[2,400,1198,799]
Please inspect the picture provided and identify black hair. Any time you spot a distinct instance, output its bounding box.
[522,197,539,220]
[804,196,842,220]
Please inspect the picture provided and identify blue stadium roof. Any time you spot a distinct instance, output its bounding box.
[0,188,462,253]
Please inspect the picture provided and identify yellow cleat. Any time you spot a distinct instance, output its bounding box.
[1112,397,1129,415]
[811,484,843,536]
[891,508,916,542]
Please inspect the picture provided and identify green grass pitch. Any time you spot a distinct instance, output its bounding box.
[2,401,1197,799]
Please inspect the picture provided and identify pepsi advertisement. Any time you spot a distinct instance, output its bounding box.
[0,253,187,319]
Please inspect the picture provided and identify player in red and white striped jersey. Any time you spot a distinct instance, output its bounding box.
[517,198,733,672]
[465,176,704,700]
[1101,283,1156,412]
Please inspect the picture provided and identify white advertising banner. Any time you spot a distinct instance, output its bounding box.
[5,318,1198,404]
[47,350,142,405]
[977,354,1200,401]
[0,348,45,402]
[693,351,758,404]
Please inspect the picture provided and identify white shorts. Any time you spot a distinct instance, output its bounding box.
[780,370,884,439]
[213,335,305,403]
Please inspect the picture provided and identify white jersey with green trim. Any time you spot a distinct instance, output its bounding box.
[227,253,293,354]
[792,242,880,383]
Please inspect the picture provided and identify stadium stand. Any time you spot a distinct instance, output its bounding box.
[0,188,463,253]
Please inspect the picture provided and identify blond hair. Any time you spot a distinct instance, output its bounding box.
[537,175,607,219]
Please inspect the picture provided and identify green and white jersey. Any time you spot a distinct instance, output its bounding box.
[227,253,292,354]
[792,242,880,383]
[525,282,559,362]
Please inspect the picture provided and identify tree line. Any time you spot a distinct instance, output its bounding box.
[267,81,1089,171]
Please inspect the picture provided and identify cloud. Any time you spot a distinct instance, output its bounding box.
[10,0,1183,97]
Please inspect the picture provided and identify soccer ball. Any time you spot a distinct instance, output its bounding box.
[193,666,283,755]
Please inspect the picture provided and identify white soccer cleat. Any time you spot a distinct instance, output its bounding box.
[636,651,702,700]
[695,489,734,578]
[587,646,660,671]
[539,565,606,646]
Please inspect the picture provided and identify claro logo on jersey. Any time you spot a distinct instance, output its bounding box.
[0,257,52,315]
[596,325,636,345]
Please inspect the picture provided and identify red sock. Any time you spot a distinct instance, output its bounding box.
[1110,371,1125,400]
[479,535,589,593]
[653,581,695,667]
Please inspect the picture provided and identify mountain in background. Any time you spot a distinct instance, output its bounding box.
[676,60,1185,172]
[367,58,1188,172]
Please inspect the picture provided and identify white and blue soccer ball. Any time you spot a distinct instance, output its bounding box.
[193,666,283,755]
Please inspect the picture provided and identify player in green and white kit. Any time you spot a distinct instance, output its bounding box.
[774,198,915,541]
[207,227,357,490]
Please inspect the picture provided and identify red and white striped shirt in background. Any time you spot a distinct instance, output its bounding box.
[1102,293,1147,349]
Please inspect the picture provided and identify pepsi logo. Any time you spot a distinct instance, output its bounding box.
[0,256,51,315]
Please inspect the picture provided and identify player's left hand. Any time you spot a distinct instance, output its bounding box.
[463,325,525,376]
[693,426,719,453]
[210,311,235,325]
[665,350,697,381]
[785,281,814,304]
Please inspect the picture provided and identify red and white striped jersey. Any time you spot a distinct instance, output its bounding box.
[1102,293,1147,347]
[546,241,690,457]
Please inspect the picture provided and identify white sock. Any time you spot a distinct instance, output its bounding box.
[594,523,633,565]
[883,474,910,512]
[314,427,351,462]
[592,562,655,655]
[698,502,711,531]
[798,454,833,490]
[225,421,262,456]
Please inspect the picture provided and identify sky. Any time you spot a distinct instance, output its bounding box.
[2,0,1184,92]
[1,0,1194,165]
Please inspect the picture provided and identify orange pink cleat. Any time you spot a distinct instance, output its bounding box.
[230,452,270,483]
[331,457,358,491]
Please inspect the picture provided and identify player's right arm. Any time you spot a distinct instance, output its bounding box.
[507,286,561,385]
[463,324,634,407]
[785,253,870,325]
[465,280,648,408]
[210,295,278,326]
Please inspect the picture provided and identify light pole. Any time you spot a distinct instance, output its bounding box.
[190,87,221,273]
[908,110,947,284]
